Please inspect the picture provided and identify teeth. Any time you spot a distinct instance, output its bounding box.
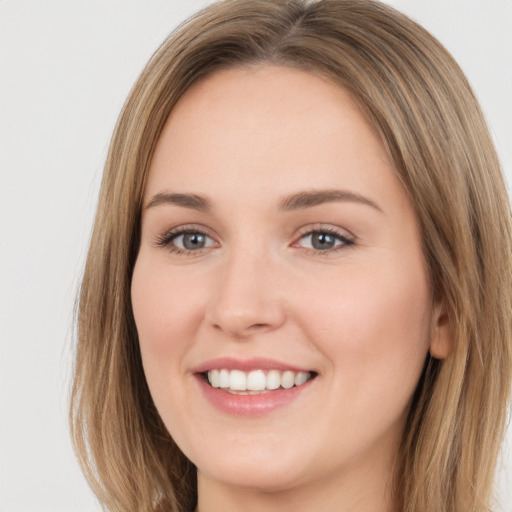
[207,369,312,392]
[295,372,309,386]
[219,369,230,388]
[281,370,295,389]
[247,370,266,391]
[266,369,281,390]
[209,369,220,388]
[230,370,247,391]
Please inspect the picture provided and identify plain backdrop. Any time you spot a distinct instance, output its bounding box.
[0,1,511,511]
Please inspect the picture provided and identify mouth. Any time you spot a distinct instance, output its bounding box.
[202,369,317,395]
[193,357,318,415]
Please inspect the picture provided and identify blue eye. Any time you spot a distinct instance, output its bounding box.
[156,226,353,255]
[156,228,217,254]
[298,230,354,251]
[172,232,214,250]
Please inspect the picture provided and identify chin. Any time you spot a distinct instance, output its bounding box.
[199,459,302,493]
[189,435,309,492]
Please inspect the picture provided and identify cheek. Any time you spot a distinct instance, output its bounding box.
[130,255,205,384]
[293,256,432,401]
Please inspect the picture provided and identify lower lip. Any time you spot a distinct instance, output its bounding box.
[196,375,314,416]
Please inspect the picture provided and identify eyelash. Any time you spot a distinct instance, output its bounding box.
[154,225,355,256]
[155,225,215,256]
[294,226,355,256]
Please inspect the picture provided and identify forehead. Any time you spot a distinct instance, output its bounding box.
[145,65,410,216]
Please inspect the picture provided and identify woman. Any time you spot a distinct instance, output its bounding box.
[70,1,512,511]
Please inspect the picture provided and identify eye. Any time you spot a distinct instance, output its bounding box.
[172,231,215,250]
[156,227,217,254]
[295,228,354,253]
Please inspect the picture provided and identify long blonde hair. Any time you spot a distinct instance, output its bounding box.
[70,1,512,511]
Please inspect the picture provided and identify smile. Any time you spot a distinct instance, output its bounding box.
[193,358,318,415]
[206,369,313,393]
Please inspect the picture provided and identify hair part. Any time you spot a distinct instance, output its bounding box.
[70,1,512,511]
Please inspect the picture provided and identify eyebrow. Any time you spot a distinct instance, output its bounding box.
[145,189,383,213]
[145,192,211,211]
[278,189,383,213]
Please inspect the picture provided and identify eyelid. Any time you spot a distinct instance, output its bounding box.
[291,224,356,253]
[154,224,219,253]
[153,222,355,256]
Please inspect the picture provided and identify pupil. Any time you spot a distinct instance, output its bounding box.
[183,233,205,250]
[312,232,335,250]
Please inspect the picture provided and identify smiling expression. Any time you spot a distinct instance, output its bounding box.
[131,65,445,505]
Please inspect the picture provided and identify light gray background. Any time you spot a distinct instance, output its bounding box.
[0,1,510,511]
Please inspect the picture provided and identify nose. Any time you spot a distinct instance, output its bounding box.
[205,248,287,339]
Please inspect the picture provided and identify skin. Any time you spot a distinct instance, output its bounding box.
[131,65,450,512]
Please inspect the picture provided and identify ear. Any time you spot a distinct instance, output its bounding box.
[429,301,452,359]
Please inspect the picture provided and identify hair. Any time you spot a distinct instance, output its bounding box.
[70,1,512,511]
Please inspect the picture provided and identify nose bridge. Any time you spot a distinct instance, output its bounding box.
[206,239,285,337]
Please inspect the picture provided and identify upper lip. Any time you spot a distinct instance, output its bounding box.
[191,357,313,374]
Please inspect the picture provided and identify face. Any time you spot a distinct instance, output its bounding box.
[131,66,445,502]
